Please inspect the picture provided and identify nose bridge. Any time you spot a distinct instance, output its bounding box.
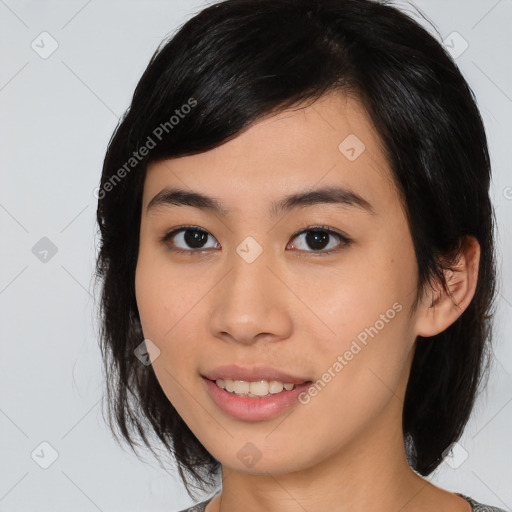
[209,238,292,343]
[228,232,273,295]
[225,240,274,316]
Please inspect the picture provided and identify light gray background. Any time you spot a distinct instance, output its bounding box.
[0,1,511,511]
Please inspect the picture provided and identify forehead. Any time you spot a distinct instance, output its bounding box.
[142,92,399,219]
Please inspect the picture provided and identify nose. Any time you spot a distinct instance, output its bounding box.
[208,243,293,346]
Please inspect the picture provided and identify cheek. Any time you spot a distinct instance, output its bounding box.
[134,247,210,386]
[302,240,417,403]
[135,243,201,340]
[134,258,201,422]
[310,252,415,349]
[288,294,413,465]
[134,257,169,341]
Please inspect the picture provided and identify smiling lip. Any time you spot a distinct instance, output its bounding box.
[203,377,313,422]
[202,365,312,384]
[201,365,313,422]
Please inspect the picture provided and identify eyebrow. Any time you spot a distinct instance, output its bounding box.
[146,185,375,218]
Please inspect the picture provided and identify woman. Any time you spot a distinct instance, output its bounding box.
[95,1,507,510]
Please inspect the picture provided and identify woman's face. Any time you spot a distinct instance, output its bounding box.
[135,92,425,475]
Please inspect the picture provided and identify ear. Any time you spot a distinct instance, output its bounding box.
[415,236,480,338]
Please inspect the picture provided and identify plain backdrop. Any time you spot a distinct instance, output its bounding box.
[0,1,511,511]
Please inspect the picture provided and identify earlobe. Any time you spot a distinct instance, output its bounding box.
[415,236,481,338]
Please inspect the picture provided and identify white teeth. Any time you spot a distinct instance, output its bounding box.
[248,380,268,396]
[268,381,284,393]
[233,380,250,394]
[215,379,297,397]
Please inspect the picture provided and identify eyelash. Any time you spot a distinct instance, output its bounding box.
[159,224,351,256]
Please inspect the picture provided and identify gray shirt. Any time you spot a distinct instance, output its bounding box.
[177,492,509,512]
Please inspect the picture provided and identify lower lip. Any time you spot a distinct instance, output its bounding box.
[202,377,312,422]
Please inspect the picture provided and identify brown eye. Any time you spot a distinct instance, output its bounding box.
[161,226,220,252]
[289,226,350,255]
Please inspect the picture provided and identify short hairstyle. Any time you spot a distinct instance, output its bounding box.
[95,0,497,498]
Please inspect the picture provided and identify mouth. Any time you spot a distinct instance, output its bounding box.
[206,377,312,398]
[202,365,312,396]
[202,374,314,421]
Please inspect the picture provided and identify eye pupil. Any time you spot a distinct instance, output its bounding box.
[306,230,329,250]
[184,229,208,248]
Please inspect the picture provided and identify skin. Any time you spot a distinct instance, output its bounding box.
[134,92,480,512]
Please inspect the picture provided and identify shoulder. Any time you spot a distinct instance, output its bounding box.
[457,493,510,512]
[177,493,511,512]
[176,496,214,512]
[177,493,510,512]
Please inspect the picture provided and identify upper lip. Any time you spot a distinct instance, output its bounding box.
[202,365,312,384]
